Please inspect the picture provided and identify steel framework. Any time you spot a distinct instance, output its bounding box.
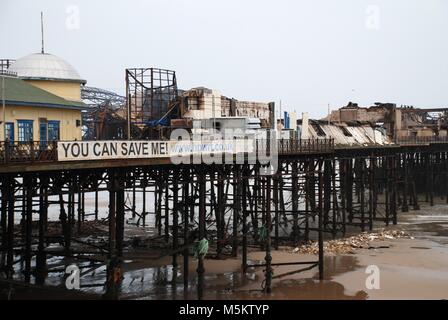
[1,142,448,299]
[125,68,179,139]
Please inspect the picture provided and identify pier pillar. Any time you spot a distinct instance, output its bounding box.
[429,154,434,206]
[318,162,324,280]
[132,181,136,220]
[216,169,225,257]
[172,170,179,268]
[360,159,366,232]
[242,166,248,271]
[116,172,125,258]
[0,178,7,268]
[94,188,99,221]
[368,157,376,231]
[232,166,240,257]
[197,169,206,300]
[402,153,409,212]
[6,177,15,278]
[104,169,122,299]
[164,173,170,243]
[77,185,82,235]
[291,160,299,244]
[36,175,48,285]
[304,160,311,241]
[347,159,354,223]
[142,173,147,228]
[59,181,71,252]
[340,159,347,235]
[264,175,272,293]
[323,159,331,228]
[155,174,161,231]
[392,156,398,225]
[273,171,280,250]
[331,159,340,237]
[24,175,33,283]
[182,169,190,292]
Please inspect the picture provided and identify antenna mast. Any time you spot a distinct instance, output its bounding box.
[41,12,45,53]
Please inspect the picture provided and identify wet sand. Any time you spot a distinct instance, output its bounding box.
[329,202,448,300]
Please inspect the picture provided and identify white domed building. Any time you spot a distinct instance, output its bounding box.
[1,52,86,143]
[9,52,86,101]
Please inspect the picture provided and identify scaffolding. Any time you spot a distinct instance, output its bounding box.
[125,68,179,138]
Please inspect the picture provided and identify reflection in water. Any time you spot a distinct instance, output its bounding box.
[4,247,367,300]
[226,255,367,300]
[320,256,362,280]
[230,279,367,300]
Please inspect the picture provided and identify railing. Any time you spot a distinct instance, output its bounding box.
[0,70,17,77]
[0,141,58,164]
[257,138,335,155]
[395,136,448,146]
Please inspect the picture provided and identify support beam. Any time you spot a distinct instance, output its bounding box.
[6,177,15,278]
[197,169,206,300]
[264,175,273,293]
[36,175,48,285]
[182,169,190,291]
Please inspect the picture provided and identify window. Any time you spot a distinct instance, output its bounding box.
[4,122,14,142]
[18,120,33,142]
[48,121,60,141]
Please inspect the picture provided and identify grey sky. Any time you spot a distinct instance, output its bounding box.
[1,0,447,118]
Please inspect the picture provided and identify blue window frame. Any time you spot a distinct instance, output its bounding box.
[4,122,14,142]
[48,120,60,141]
[17,120,34,142]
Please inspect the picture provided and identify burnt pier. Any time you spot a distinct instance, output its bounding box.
[1,138,447,299]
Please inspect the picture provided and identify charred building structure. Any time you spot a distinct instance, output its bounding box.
[325,102,448,143]
[124,68,274,139]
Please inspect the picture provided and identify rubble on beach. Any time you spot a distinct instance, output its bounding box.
[292,230,414,255]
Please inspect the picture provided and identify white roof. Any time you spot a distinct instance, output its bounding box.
[299,122,392,146]
[9,52,86,84]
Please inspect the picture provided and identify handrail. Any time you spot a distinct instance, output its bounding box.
[395,136,448,145]
[256,138,335,155]
[1,141,58,164]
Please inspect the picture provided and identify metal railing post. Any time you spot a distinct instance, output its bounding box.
[30,141,34,162]
[4,141,10,164]
[52,140,57,161]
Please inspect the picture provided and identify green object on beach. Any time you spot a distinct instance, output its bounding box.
[258,226,268,241]
[195,238,209,258]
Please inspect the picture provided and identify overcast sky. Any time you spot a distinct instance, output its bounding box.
[1,0,447,118]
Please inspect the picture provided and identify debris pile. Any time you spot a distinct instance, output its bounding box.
[292,230,413,255]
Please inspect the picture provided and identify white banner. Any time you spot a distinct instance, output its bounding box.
[57,140,253,161]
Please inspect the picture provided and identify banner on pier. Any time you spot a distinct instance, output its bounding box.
[57,140,253,162]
